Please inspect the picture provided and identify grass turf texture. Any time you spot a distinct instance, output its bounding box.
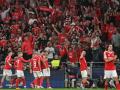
[0,88,116,90]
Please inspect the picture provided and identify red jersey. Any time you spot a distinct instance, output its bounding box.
[64,25,71,33]
[104,51,116,70]
[68,50,77,63]
[21,40,33,55]
[79,57,87,71]
[54,0,61,6]
[4,55,12,70]
[58,33,66,43]
[15,57,29,70]
[32,27,41,36]
[31,55,41,71]
[56,45,67,57]
[39,6,53,13]
[41,54,49,69]
[0,39,7,47]
[10,24,20,35]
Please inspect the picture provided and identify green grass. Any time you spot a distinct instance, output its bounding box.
[0,88,116,90]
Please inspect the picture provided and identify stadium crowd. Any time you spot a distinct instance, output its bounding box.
[0,0,120,89]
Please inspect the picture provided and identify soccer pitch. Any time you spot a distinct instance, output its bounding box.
[0,88,116,90]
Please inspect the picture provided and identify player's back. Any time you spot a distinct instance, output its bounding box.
[15,57,24,70]
[31,54,41,71]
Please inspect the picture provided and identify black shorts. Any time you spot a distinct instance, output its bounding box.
[23,53,32,60]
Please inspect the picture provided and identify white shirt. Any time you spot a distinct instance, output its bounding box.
[28,18,37,25]
[45,47,55,59]
[1,8,10,20]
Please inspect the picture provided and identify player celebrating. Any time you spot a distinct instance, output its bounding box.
[0,51,13,88]
[104,44,120,90]
[30,52,43,88]
[40,50,52,88]
[79,50,88,89]
[14,52,30,89]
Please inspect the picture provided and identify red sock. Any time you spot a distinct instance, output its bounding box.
[22,78,26,86]
[34,78,38,87]
[116,83,120,90]
[104,84,108,90]
[16,78,20,88]
[0,78,4,86]
[39,77,44,86]
[37,78,40,86]
[10,79,13,86]
[10,78,16,87]
[32,79,36,85]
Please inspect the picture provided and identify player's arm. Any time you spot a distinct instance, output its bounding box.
[47,0,52,8]
[79,52,83,60]
[7,57,12,67]
[22,59,31,63]
[104,51,114,62]
[67,26,75,35]
[113,55,117,62]
[8,61,12,67]
[14,61,17,69]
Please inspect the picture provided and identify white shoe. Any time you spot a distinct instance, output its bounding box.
[48,87,52,89]
[40,86,44,88]
[0,86,2,88]
[24,86,27,88]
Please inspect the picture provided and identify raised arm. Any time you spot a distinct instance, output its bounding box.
[47,0,53,8]
[67,26,75,35]
[52,24,60,35]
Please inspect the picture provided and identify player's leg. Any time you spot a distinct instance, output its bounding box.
[33,71,39,88]
[10,77,17,88]
[7,70,12,88]
[20,71,26,88]
[21,77,26,88]
[39,76,44,88]
[46,76,51,88]
[39,70,44,88]
[104,70,111,90]
[36,71,41,88]
[16,77,20,89]
[0,75,6,88]
[112,70,120,90]
[30,79,35,88]
[0,70,12,88]
[45,68,51,88]
[104,79,108,90]
[16,70,24,89]
[81,70,88,89]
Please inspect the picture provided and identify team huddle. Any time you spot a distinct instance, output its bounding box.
[0,44,120,90]
[0,50,51,89]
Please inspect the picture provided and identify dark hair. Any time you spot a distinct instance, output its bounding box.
[105,43,112,50]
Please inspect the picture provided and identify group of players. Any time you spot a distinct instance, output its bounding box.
[79,44,120,90]
[0,50,51,89]
[0,44,120,90]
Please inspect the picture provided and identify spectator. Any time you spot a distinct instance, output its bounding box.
[45,42,55,62]
[112,28,120,60]
[97,76,104,88]
[91,31,103,64]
